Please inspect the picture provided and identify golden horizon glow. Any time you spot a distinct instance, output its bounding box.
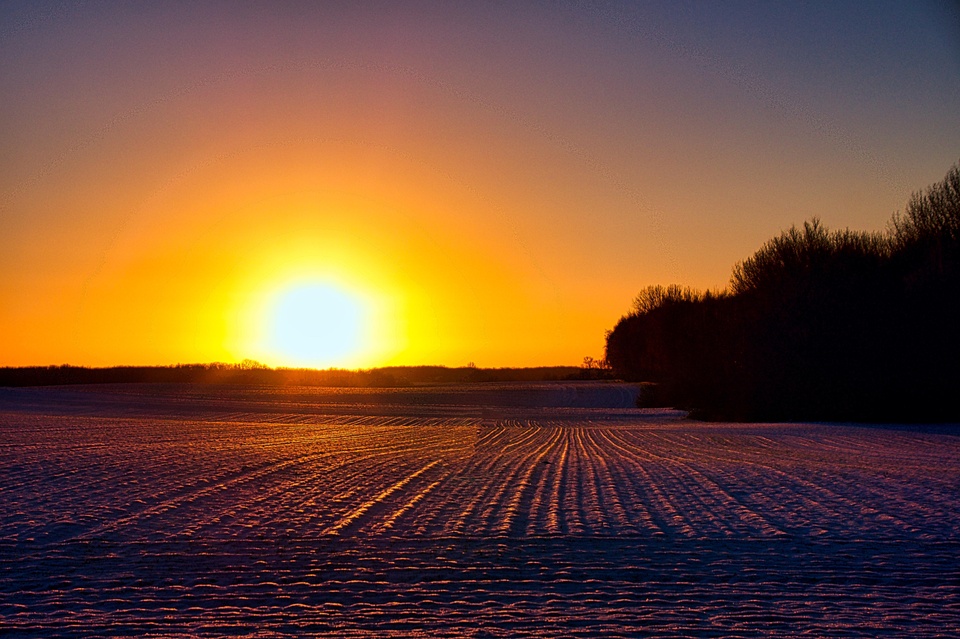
[3,4,956,369]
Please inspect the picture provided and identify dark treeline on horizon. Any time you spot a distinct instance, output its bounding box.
[0,363,598,388]
[606,162,960,422]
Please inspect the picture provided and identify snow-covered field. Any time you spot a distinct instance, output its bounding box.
[1,383,958,637]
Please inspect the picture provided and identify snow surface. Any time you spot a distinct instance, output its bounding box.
[1,383,958,637]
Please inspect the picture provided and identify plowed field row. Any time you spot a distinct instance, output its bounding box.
[1,384,958,637]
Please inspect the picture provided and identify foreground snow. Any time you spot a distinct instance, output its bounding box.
[1,383,958,637]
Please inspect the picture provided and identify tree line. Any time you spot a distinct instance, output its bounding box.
[0,363,588,388]
[605,162,960,422]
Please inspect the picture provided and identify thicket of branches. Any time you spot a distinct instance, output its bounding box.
[606,162,960,421]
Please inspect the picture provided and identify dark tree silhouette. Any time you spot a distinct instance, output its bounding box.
[606,161,960,421]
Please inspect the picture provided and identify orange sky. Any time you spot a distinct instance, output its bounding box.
[2,3,958,368]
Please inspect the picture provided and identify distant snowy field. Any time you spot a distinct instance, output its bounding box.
[1,383,958,637]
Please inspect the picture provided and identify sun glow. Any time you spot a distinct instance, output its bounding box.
[269,282,364,366]
[240,273,400,369]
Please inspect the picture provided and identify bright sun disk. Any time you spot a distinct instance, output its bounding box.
[265,281,367,368]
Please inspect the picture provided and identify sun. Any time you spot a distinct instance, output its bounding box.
[264,281,368,368]
[227,246,407,369]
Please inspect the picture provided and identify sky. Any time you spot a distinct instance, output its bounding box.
[2,1,959,369]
